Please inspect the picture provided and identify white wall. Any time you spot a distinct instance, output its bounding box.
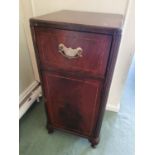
[19,0,42,118]
[20,0,134,112]
[19,1,35,94]
[106,0,135,111]
[20,0,40,81]
[31,0,128,16]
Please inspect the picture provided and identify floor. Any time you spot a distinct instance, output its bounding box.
[19,59,135,155]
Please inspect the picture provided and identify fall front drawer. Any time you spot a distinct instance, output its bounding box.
[30,10,123,148]
[34,27,112,76]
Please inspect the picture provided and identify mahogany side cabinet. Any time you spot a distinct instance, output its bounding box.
[30,10,123,148]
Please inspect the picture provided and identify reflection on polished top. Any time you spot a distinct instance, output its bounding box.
[30,10,124,30]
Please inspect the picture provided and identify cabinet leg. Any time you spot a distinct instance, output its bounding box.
[89,137,100,148]
[46,123,54,134]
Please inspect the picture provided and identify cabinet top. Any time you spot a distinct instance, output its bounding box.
[30,10,124,33]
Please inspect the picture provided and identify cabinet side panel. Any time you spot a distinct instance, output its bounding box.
[93,33,122,138]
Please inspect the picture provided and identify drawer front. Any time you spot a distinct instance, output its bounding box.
[35,27,112,76]
[42,72,101,136]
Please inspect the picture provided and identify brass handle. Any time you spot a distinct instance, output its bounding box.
[58,43,83,59]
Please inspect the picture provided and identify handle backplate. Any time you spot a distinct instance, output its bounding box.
[58,43,83,59]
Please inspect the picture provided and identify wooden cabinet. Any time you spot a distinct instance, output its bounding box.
[30,10,123,147]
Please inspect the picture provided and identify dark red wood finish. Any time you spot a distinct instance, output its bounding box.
[34,27,112,77]
[30,10,123,148]
[42,72,102,137]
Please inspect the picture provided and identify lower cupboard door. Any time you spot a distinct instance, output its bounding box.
[42,72,101,136]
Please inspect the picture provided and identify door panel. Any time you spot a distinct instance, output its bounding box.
[42,72,101,136]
